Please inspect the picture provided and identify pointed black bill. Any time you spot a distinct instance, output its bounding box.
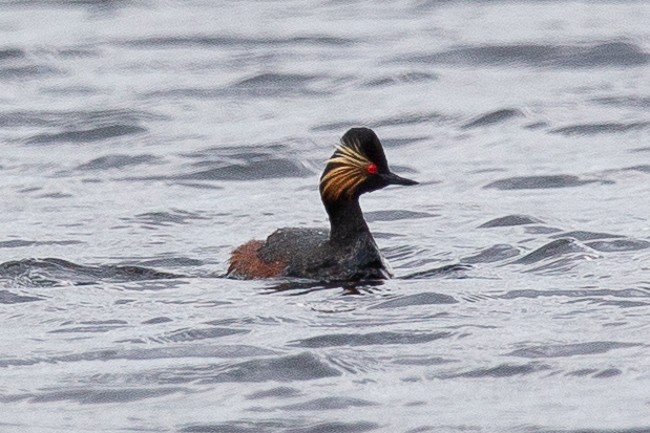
[382,172,418,186]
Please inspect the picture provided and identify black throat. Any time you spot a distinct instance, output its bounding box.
[323,198,371,245]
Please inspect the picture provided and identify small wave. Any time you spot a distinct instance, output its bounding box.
[550,121,650,136]
[524,226,562,235]
[77,154,160,171]
[126,209,210,227]
[122,34,355,49]
[363,71,437,87]
[582,299,650,308]
[484,175,603,190]
[279,396,376,411]
[207,352,342,383]
[0,258,182,288]
[0,108,163,128]
[498,287,650,301]
[592,95,650,108]
[50,320,128,334]
[392,356,456,366]
[524,427,650,433]
[565,368,605,377]
[55,47,98,59]
[289,331,452,348]
[0,289,43,304]
[400,41,650,68]
[149,73,331,99]
[24,124,147,145]
[442,362,550,378]
[507,341,640,358]
[373,111,453,128]
[142,317,173,325]
[585,239,650,252]
[369,292,458,309]
[401,263,472,280]
[0,345,275,368]
[311,120,359,132]
[181,142,287,160]
[592,369,623,378]
[178,158,314,181]
[229,72,328,98]
[135,257,204,268]
[461,108,523,129]
[235,72,318,88]
[626,165,650,174]
[2,387,185,405]
[262,279,384,296]
[180,420,379,433]
[0,65,60,80]
[383,245,423,262]
[461,244,520,264]
[479,214,543,228]
[381,136,430,147]
[312,112,453,131]
[246,386,302,400]
[153,327,248,344]
[550,230,624,241]
[513,238,594,265]
[0,239,83,248]
[365,210,435,222]
[121,142,316,182]
[0,48,24,60]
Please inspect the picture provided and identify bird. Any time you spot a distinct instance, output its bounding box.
[227,127,418,281]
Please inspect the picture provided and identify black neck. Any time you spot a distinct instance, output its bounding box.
[323,198,371,245]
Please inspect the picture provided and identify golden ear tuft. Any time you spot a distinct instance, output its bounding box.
[320,141,371,201]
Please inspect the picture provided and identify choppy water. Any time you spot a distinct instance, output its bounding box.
[1,1,650,432]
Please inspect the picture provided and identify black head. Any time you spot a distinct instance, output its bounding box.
[319,127,417,203]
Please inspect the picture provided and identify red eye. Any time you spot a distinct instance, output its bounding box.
[367,163,378,174]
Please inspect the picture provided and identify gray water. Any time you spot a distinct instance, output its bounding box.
[1,1,650,432]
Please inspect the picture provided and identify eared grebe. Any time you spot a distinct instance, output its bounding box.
[227,127,418,281]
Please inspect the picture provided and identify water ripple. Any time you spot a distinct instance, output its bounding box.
[77,154,160,171]
[365,210,435,222]
[461,244,521,264]
[2,387,185,405]
[549,231,624,241]
[485,175,604,190]
[550,122,650,136]
[24,124,147,145]
[206,352,342,383]
[0,108,163,128]
[0,345,276,368]
[289,331,453,348]
[279,396,376,411]
[443,362,550,378]
[369,293,458,309]
[363,71,437,87]
[123,34,356,49]
[479,215,544,227]
[0,258,182,287]
[507,341,641,358]
[0,48,24,60]
[513,239,595,265]
[585,239,650,252]
[127,209,210,227]
[461,108,523,129]
[180,420,379,433]
[401,41,649,68]
[0,289,43,304]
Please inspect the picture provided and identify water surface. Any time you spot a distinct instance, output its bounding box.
[1,1,650,432]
